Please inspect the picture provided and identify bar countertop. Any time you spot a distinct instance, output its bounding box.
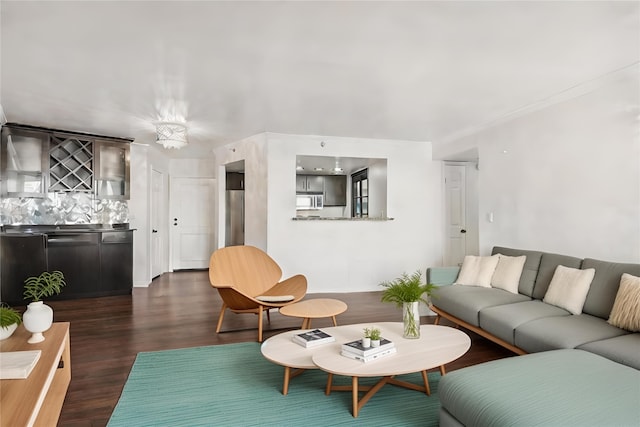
[291,217,394,221]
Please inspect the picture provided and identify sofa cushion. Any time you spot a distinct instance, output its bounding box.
[581,258,640,319]
[543,265,595,315]
[454,255,499,287]
[439,349,640,427]
[577,333,640,370]
[514,314,628,353]
[608,273,640,332]
[532,252,583,300]
[433,285,529,327]
[491,247,543,297]
[491,254,526,294]
[479,301,570,345]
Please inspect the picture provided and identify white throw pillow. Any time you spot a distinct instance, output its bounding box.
[607,273,640,332]
[543,265,595,315]
[455,255,500,288]
[491,254,526,294]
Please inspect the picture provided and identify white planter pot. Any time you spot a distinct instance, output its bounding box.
[361,337,371,348]
[22,301,53,344]
[371,339,381,347]
[0,323,18,340]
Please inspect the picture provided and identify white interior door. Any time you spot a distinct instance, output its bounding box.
[151,169,164,278]
[445,164,467,266]
[170,177,216,270]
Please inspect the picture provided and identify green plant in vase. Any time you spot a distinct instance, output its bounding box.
[23,271,66,302]
[0,303,22,340]
[380,270,436,339]
[22,271,66,343]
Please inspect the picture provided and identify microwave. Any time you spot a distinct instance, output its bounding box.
[296,194,324,210]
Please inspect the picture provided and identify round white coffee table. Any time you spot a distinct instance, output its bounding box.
[311,323,470,417]
[261,322,470,411]
[260,325,355,395]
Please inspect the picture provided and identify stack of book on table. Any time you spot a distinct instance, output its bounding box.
[341,338,396,362]
[292,329,335,348]
[0,350,42,379]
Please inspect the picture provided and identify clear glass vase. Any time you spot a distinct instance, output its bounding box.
[403,301,421,339]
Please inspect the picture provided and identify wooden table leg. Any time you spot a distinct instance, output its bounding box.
[325,373,333,395]
[283,366,291,395]
[421,370,431,395]
[352,376,359,418]
[331,315,338,326]
[440,365,446,376]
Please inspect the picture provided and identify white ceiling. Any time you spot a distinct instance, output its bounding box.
[1,1,638,159]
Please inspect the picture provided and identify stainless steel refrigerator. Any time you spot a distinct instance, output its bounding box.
[225,190,244,246]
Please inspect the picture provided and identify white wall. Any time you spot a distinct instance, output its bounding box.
[130,144,219,287]
[265,133,442,293]
[213,133,268,250]
[441,66,640,262]
[130,144,171,287]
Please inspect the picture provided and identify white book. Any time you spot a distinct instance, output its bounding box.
[0,350,42,379]
[341,347,396,362]
[341,338,394,356]
[291,329,335,348]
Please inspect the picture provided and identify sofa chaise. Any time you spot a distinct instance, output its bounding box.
[427,246,640,426]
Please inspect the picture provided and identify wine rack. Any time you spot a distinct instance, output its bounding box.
[49,135,94,192]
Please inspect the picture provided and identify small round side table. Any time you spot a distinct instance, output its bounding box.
[279,298,348,329]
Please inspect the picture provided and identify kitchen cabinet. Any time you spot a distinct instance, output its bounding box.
[0,234,48,303]
[0,123,132,199]
[323,175,347,206]
[95,140,130,199]
[0,225,133,305]
[49,132,94,193]
[296,175,324,193]
[46,232,101,300]
[99,231,134,293]
[0,125,49,197]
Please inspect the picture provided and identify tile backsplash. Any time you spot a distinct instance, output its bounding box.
[0,193,129,225]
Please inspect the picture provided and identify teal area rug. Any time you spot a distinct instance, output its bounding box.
[108,342,442,426]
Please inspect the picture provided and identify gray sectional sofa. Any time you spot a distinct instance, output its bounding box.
[427,246,640,426]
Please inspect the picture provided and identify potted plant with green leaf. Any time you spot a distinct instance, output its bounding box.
[362,327,372,348]
[380,270,436,339]
[0,303,22,340]
[22,271,66,344]
[369,327,382,347]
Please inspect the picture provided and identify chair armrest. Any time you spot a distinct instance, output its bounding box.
[261,274,307,304]
[210,283,234,289]
[427,267,460,286]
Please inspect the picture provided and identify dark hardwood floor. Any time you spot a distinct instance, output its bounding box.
[47,271,513,426]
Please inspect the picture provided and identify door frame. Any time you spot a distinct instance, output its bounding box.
[150,168,166,279]
[169,176,216,271]
[443,161,479,265]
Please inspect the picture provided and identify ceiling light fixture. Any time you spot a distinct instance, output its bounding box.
[156,121,188,149]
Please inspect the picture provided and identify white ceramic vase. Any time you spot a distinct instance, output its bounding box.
[371,339,381,347]
[361,337,371,348]
[0,323,18,340]
[22,301,53,344]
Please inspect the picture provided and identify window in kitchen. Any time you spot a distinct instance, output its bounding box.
[351,169,368,218]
